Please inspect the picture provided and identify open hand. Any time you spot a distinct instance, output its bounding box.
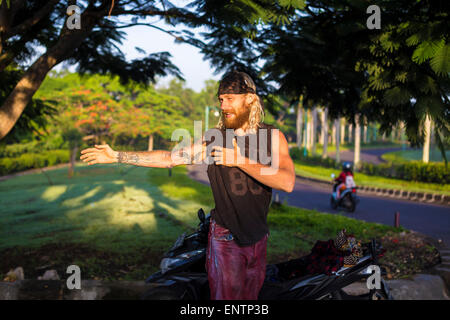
[211,138,244,167]
[80,144,117,165]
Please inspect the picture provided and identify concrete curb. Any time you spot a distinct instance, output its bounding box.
[0,280,153,300]
[295,174,450,207]
[1,275,448,300]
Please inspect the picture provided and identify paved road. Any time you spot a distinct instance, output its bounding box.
[187,164,450,247]
[326,147,405,165]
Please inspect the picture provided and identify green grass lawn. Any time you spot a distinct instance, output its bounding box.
[294,162,450,196]
[0,162,409,281]
[382,148,450,163]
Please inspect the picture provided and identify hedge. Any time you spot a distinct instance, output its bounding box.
[0,150,70,176]
[289,147,449,184]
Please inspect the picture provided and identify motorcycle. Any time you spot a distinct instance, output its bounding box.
[330,173,360,212]
[141,208,393,300]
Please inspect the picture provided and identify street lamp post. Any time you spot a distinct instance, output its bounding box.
[205,105,220,132]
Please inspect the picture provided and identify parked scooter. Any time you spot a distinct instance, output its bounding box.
[330,173,360,212]
[141,209,392,300]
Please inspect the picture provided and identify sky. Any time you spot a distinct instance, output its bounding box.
[119,22,222,92]
[51,13,223,93]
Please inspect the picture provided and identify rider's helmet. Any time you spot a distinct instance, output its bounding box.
[342,162,352,173]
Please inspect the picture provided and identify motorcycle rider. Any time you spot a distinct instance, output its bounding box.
[333,162,356,200]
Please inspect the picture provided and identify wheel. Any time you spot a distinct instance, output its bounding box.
[330,196,338,209]
[344,196,356,212]
[347,199,356,212]
[141,285,195,300]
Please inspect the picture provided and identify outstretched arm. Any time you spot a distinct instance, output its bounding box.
[80,141,207,168]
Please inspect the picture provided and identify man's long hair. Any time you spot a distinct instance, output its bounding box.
[215,93,265,132]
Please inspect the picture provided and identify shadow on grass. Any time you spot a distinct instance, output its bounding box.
[0,163,211,280]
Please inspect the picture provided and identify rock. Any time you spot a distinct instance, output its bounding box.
[342,274,449,300]
[388,274,449,300]
[3,267,25,282]
[38,270,60,281]
[0,281,20,299]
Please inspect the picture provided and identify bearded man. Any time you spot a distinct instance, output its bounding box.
[80,71,295,300]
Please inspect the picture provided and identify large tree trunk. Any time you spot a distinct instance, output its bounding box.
[0,9,101,140]
[296,101,303,149]
[321,108,328,159]
[148,134,154,151]
[340,118,345,144]
[0,53,59,139]
[335,118,340,163]
[354,114,361,167]
[422,115,431,163]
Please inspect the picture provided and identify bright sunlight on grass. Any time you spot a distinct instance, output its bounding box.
[0,163,405,280]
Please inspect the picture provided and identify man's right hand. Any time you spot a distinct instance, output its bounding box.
[80,144,118,165]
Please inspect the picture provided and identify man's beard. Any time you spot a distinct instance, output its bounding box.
[223,107,251,129]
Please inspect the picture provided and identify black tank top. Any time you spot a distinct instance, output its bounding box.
[205,123,276,247]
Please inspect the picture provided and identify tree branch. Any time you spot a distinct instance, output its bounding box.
[4,0,60,39]
[98,21,205,49]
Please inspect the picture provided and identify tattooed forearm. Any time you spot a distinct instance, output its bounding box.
[117,151,173,168]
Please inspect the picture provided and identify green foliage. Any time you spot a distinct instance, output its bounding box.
[294,162,449,195]
[0,0,303,125]
[210,0,448,163]
[0,150,69,175]
[36,72,199,149]
[0,140,66,157]
[358,161,449,184]
[0,0,10,8]
[290,147,449,184]
[289,147,339,168]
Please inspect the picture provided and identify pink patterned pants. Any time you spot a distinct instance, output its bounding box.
[205,219,268,300]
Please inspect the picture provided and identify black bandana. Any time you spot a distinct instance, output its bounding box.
[217,71,256,96]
